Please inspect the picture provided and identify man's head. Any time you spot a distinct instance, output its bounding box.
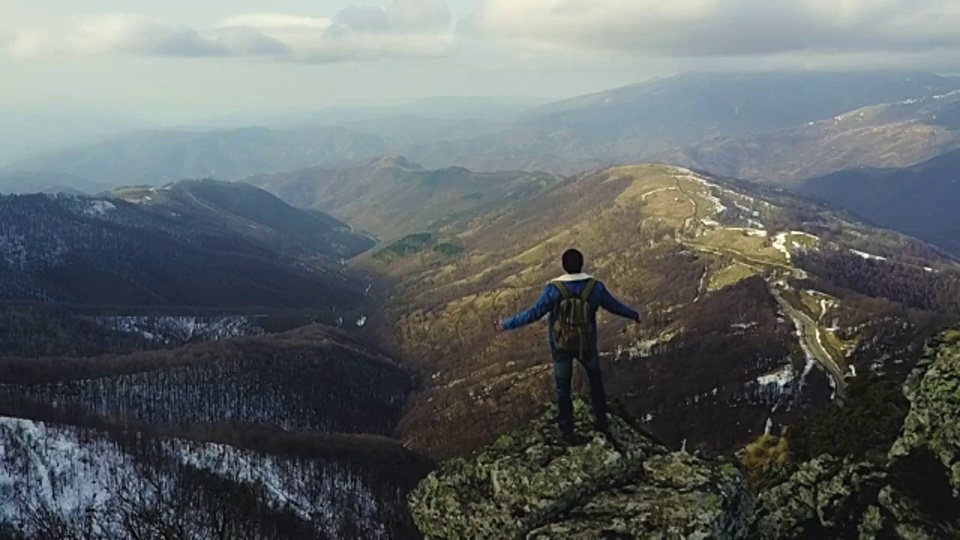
[562,249,584,274]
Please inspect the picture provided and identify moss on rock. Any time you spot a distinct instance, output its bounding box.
[408,401,751,539]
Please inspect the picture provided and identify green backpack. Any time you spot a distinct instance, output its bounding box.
[551,279,597,356]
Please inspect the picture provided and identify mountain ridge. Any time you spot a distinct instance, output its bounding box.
[679,88,960,183]
[403,71,960,175]
[366,162,958,458]
[0,181,373,309]
[247,155,559,241]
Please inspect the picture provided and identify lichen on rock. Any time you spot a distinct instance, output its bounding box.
[529,452,750,539]
[750,328,960,539]
[407,401,752,539]
[749,456,886,539]
[889,330,960,498]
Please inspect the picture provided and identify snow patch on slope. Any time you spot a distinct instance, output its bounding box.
[0,416,132,529]
[83,200,116,217]
[851,249,887,262]
[97,315,263,343]
[773,233,792,261]
[727,227,768,238]
[756,366,794,389]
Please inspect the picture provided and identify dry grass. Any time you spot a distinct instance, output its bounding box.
[691,228,788,267]
[710,262,761,291]
[740,433,792,488]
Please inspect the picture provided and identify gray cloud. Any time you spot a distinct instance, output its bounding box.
[334,7,390,33]
[387,0,452,33]
[210,27,292,56]
[6,0,454,62]
[460,0,960,59]
[92,17,226,57]
[11,0,957,72]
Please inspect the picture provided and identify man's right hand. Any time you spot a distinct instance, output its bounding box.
[494,320,507,333]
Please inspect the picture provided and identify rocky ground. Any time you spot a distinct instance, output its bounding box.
[408,329,960,539]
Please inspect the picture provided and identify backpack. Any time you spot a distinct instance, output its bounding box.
[551,279,597,356]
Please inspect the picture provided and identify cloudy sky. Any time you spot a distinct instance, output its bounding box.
[3,0,960,122]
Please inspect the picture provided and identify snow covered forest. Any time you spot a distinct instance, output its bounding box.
[0,327,414,436]
[0,182,419,537]
[0,324,427,538]
[0,416,424,539]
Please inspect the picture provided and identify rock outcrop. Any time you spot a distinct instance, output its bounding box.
[750,329,960,539]
[408,329,960,539]
[890,329,960,497]
[748,456,888,538]
[407,401,752,539]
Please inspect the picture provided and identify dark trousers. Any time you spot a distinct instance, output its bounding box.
[552,348,608,432]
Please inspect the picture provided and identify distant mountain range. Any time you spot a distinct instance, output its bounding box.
[402,71,960,174]
[6,72,960,194]
[0,109,149,167]
[680,88,960,183]
[0,171,112,195]
[200,96,545,129]
[2,126,386,188]
[0,180,373,308]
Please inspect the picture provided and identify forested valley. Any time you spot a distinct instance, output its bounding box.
[0,183,429,538]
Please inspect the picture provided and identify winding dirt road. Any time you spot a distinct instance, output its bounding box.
[769,284,848,399]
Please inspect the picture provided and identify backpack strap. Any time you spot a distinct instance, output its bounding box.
[552,281,572,300]
[580,279,597,302]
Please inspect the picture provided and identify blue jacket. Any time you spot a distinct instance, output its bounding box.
[503,277,640,353]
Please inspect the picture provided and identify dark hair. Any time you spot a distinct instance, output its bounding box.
[562,249,584,274]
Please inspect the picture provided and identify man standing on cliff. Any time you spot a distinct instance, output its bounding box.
[496,249,641,444]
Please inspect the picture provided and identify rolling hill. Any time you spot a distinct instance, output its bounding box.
[0,181,373,308]
[112,178,374,260]
[247,156,559,241]
[798,149,960,256]
[360,164,960,458]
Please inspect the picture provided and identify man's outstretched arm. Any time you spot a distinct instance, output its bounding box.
[498,285,558,331]
[599,284,641,322]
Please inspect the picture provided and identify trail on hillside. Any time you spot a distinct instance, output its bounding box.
[673,177,700,237]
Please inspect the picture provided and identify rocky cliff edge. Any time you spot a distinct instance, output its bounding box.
[408,329,960,539]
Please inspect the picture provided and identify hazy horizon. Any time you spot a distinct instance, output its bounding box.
[4,0,960,124]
